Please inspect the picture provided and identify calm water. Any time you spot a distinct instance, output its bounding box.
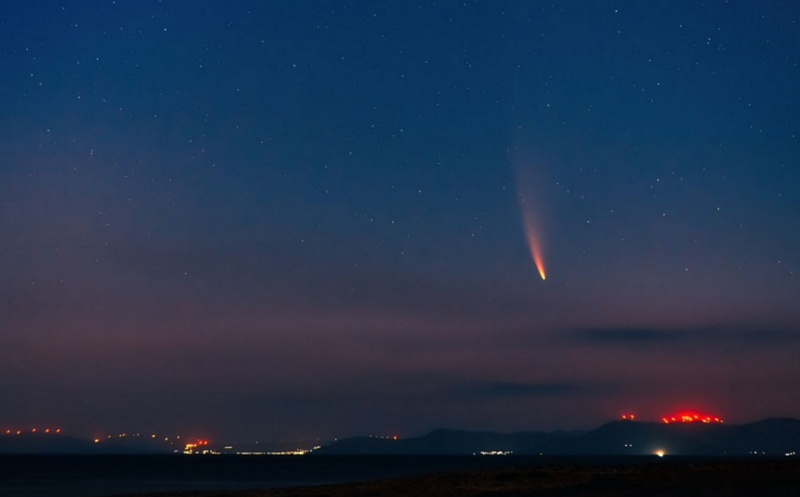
[0,454,680,497]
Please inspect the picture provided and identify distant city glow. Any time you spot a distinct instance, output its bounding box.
[236,446,321,456]
[656,450,665,458]
[480,450,513,456]
[184,439,210,454]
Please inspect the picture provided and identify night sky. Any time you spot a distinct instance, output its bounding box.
[2,1,799,443]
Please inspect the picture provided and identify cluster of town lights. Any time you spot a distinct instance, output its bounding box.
[93,433,182,443]
[84,433,330,456]
[183,439,211,454]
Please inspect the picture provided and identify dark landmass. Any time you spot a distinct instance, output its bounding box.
[317,418,800,456]
[121,459,800,497]
[2,418,799,456]
[0,433,174,454]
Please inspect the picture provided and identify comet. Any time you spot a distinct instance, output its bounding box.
[521,211,546,280]
[513,153,547,281]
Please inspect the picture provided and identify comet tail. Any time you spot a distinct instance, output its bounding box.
[523,218,546,280]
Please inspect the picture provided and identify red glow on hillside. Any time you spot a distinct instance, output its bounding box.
[662,411,723,424]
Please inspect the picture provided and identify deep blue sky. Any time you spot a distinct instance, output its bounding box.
[1,0,799,442]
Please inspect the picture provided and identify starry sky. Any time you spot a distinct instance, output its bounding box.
[1,0,799,442]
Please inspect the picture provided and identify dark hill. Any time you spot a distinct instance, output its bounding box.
[0,433,175,454]
[316,429,562,455]
[317,418,800,456]
[0,433,99,454]
[4,418,799,456]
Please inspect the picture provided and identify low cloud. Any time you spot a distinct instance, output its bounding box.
[572,328,676,345]
[451,381,587,400]
[568,328,800,348]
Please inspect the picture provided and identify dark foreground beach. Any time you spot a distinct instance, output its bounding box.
[126,460,800,497]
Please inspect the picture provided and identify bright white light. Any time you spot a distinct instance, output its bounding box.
[656,450,665,458]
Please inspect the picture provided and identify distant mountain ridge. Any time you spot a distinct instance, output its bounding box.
[316,418,800,456]
[2,418,799,456]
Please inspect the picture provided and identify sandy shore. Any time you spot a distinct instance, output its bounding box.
[123,459,800,497]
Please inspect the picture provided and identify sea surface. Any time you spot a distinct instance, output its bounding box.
[0,454,695,497]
